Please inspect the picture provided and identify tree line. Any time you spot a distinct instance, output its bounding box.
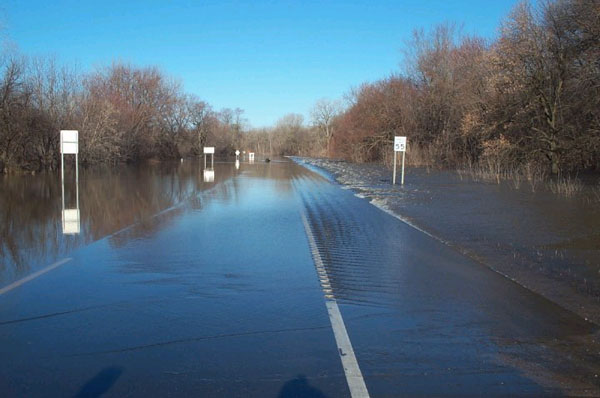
[330,0,600,175]
[0,53,249,173]
[242,0,600,176]
[2,0,598,175]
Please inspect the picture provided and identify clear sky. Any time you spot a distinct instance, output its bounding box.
[1,0,518,128]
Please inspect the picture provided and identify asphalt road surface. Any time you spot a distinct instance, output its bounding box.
[1,159,598,397]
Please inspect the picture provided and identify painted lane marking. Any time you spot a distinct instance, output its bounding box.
[0,258,72,295]
[302,213,370,398]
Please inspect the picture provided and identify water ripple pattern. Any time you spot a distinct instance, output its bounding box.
[293,174,409,309]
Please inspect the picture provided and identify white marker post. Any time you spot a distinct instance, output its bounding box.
[393,136,407,185]
[235,149,240,161]
[60,130,80,234]
[60,130,78,184]
[203,146,215,169]
[249,152,255,163]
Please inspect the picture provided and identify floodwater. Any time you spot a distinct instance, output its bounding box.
[1,159,599,397]
[0,160,228,287]
[298,158,600,324]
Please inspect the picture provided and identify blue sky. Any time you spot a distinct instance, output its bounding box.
[1,0,518,127]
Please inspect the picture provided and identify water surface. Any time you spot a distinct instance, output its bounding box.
[0,160,240,286]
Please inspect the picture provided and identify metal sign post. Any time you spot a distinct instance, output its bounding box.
[203,147,215,182]
[203,147,215,169]
[393,136,407,185]
[60,130,79,185]
[401,147,406,185]
[60,130,80,234]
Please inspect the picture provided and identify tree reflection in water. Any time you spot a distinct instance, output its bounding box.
[0,158,308,287]
[0,160,230,285]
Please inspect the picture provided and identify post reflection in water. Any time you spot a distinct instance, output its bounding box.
[0,159,307,288]
[61,160,81,235]
[235,159,240,170]
[203,169,215,182]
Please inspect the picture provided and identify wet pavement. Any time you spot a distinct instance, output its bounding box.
[296,158,600,325]
[1,159,599,397]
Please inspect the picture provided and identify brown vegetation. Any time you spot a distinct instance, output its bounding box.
[330,0,600,176]
[1,0,598,177]
[242,113,322,158]
[0,54,245,173]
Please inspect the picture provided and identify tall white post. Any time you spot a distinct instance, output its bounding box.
[61,159,65,216]
[60,130,80,235]
[75,156,79,211]
[401,149,406,185]
[393,136,407,186]
[61,153,65,184]
[203,147,215,169]
[392,151,397,185]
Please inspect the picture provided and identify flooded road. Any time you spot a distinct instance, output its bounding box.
[1,159,599,397]
[297,158,600,325]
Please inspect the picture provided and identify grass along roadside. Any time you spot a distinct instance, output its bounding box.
[456,162,598,201]
[355,142,598,202]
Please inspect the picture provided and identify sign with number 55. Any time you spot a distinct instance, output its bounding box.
[394,136,407,152]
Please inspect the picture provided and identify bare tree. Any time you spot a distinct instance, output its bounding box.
[489,0,600,173]
[310,98,341,156]
[28,56,80,169]
[0,55,28,172]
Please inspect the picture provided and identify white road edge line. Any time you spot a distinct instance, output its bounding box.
[302,213,370,398]
[0,258,72,295]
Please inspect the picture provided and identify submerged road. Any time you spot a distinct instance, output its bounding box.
[1,159,599,397]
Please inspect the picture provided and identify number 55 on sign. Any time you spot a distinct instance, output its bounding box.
[394,136,406,152]
[393,136,407,185]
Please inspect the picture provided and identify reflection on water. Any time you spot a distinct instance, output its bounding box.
[203,169,215,183]
[62,209,81,235]
[0,158,310,287]
[61,160,80,235]
[0,161,219,285]
[294,171,600,394]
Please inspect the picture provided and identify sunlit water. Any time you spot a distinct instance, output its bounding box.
[1,158,599,396]
[0,159,301,287]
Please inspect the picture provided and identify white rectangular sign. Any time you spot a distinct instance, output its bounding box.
[204,147,215,154]
[61,130,79,154]
[62,142,78,154]
[394,136,407,152]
